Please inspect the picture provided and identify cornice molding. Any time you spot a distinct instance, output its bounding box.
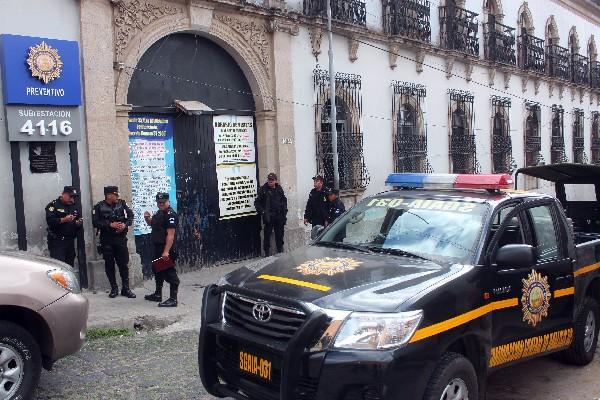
[551,0,600,27]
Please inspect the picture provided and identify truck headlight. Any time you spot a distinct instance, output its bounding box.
[47,269,81,293]
[333,310,423,350]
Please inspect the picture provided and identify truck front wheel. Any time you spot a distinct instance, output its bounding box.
[423,352,478,400]
[562,297,599,366]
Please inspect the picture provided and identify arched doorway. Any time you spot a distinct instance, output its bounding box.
[127,33,261,272]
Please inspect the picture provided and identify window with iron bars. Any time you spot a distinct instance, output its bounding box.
[392,82,430,173]
[592,112,600,164]
[383,0,431,42]
[303,0,366,26]
[518,30,545,74]
[524,101,543,167]
[314,69,369,191]
[439,2,479,57]
[591,61,600,89]
[572,108,587,163]
[551,105,568,164]
[484,17,516,66]
[448,89,478,174]
[491,96,515,173]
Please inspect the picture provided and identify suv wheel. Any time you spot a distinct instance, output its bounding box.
[0,321,41,400]
[423,352,478,400]
[562,297,599,366]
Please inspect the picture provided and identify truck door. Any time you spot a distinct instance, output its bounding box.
[488,199,574,356]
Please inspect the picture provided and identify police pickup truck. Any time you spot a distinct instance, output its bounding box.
[199,169,600,400]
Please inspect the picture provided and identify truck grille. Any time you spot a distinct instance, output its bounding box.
[223,292,307,342]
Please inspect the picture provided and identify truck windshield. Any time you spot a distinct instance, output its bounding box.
[317,195,488,264]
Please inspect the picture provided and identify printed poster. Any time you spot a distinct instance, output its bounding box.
[216,164,258,220]
[128,114,177,235]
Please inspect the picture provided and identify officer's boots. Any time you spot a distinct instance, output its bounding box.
[108,285,119,298]
[158,286,178,308]
[144,284,162,302]
[121,277,136,299]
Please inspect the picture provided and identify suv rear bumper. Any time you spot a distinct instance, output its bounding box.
[198,285,433,400]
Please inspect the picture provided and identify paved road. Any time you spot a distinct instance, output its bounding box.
[36,330,600,400]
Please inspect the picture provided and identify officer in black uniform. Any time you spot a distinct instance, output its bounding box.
[325,188,345,225]
[254,172,288,255]
[143,193,180,308]
[92,186,136,299]
[303,175,329,227]
[45,186,82,267]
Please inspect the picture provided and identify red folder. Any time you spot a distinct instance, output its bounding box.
[151,256,175,273]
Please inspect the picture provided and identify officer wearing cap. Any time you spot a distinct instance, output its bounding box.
[303,175,329,227]
[92,186,136,299]
[45,186,83,267]
[143,193,180,307]
[254,172,288,255]
[325,188,345,225]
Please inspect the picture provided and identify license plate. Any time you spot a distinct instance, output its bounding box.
[239,350,272,381]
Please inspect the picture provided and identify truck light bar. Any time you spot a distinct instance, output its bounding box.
[385,173,514,190]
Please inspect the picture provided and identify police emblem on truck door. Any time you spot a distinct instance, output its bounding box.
[521,270,551,327]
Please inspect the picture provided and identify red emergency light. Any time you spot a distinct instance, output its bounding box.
[385,173,514,190]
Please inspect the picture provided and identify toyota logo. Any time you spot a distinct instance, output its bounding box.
[252,302,272,323]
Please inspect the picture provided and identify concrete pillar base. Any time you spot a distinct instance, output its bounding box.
[87,252,143,291]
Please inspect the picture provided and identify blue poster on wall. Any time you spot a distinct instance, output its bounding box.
[128,114,177,236]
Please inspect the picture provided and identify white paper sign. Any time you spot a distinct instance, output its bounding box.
[216,164,258,220]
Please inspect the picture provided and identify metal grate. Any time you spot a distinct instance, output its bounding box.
[518,33,545,74]
[448,89,478,174]
[547,44,571,80]
[524,101,543,167]
[439,4,479,57]
[551,105,568,164]
[491,95,515,174]
[592,112,600,164]
[303,0,366,26]
[383,0,431,42]
[571,54,590,85]
[573,108,586,164]
[484,19,516,66]
[592,62,600,89]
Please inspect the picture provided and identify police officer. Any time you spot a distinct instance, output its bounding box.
[303,175,329,227]
[92,186,136,299]
[325,188,345,226]
[143,193,180,308]
[255,172,288,255]
[45,186,82,267]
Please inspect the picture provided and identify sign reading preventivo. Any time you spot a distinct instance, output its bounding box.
[0,34,81,106]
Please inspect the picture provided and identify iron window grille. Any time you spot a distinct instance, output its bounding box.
[314,69,369,191]
[551,105,568,164]
[591,112,600,164]
[518,32,545,74]
[546,43,571,80]
[572,108,587,163]
[439,3,479,57]
[524,101,543,167]
[571,54,590,85]
[484,18,516,66]
[448,89,478,174]
[304,0,366,26]
[383,0,431,42]
[491,96,516,173]
[591,61,600,89]
[392,82,431,173]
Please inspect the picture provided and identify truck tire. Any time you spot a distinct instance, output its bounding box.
[0,321,42,400]
[562,297,599,366]
[423,352,478,400]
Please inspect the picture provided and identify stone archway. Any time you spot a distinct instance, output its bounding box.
[517,2,535,35]
[545,15,560,45]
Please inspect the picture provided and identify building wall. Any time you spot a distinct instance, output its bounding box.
[0,0,92,254]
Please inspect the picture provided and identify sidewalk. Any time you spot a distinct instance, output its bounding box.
[84,258,265,333]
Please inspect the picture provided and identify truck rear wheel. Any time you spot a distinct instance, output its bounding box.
[562,297,599,366]
[423,352,478,400]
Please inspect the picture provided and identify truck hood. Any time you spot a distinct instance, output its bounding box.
[224,246,465,312]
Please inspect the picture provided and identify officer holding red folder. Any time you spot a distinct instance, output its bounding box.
[143,192,179,307]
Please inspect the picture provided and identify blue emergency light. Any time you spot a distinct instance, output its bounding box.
[385,173,514,190]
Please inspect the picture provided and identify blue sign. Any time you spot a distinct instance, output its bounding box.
[128,114,177,235]
[0,34,81,106]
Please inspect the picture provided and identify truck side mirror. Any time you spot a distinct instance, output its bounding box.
[311,225,325,240]
[495,244,535,269]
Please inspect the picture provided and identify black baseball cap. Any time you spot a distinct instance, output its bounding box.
[156,192,169,201]
[267,173,278,181]
[312,175,324,182]
[63,186,80,197]
[327,188,340,196]
[104,186,119,196]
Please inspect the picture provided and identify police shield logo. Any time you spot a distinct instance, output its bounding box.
[521,270,551,327]
[27,41,63,84]
[296,257,362,276]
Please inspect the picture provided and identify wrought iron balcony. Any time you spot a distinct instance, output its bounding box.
[571,54,589,85]
[591,61,600,89]
[546,44,571,80]
[384,0,431,42]
[439,5,479,57]
[592,137,600,150]
[525,136,541,153]
[303,0,366,26]
[484,20,516,66]
[573,137,585,163]
[518,33,545,74]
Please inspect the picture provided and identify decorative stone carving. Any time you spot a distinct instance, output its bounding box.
[579,88,585,104]
[348,36,359,62]
[558,84,564,99]
[263,0,286,9]
[389,44,400,69]
[503,71,511,89]
[415,49,425,73]
[521,76,529,92]
[309,25,323,59]
[488,68,496,86]
[591,92,596,105]
[215,14,271,77]
[445,58,454,79]
[548,81,554,97]
[534,79,541,95]
[570,86,576,102]
[114,0,183,59]
[268,17,299,36]
[465,63,473,82]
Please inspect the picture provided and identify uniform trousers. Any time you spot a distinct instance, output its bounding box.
[48,237,76,268]
[101,239,130,288]
[153,243,180,298]
[263,218,285,254]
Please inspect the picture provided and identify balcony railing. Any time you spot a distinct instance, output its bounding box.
[547,44,571,80]
[518,33,545,74]
[592,137,600,150]
[439,5,479,57]
[384,0,431,42]
[303,0,366,26]
[591,61,600,89]
[484,20,516,66]
[572,54,590,85]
